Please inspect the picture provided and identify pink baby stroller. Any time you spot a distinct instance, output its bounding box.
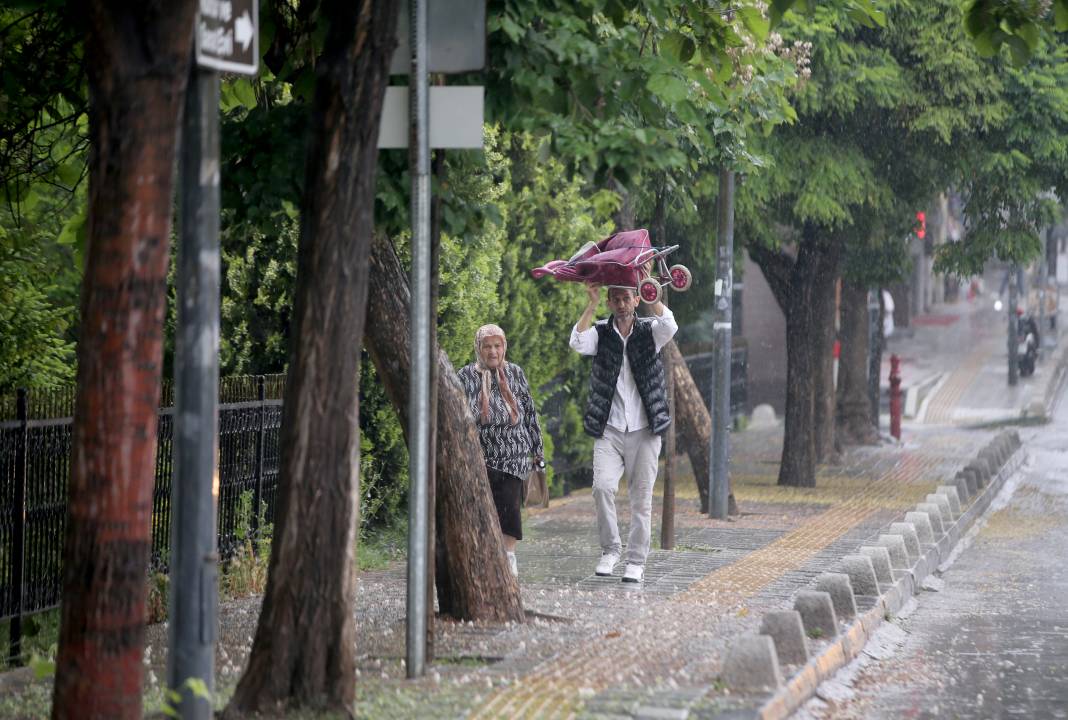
[530,228,692,304]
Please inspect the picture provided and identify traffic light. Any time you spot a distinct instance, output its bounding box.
[915,211,926,239]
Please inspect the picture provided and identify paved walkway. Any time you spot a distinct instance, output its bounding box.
[883,281,1066,427]
[133,289,1068,719]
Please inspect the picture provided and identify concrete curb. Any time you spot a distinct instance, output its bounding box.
[714,432,1025,720]
[906,372,945,420]
[1038,337,1068,421]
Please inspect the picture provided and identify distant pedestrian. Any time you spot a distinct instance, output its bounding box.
[570,279,677,583]
[458,324,545,578]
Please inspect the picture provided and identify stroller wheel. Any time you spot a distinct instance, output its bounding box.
[638,279,662,305]
[669,264,692,291]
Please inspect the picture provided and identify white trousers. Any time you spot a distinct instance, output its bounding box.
[592,426,662,565]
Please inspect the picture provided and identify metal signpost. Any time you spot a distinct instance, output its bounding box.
[710,168,735,520]
[169,3,257,717]
[394,0,485,679]
[406,0,431,680]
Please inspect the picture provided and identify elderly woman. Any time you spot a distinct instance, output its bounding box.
[458,324,545,577]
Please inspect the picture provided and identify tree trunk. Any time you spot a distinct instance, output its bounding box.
[366,232,525,622]
[749,233,826,489]
[836,279,879,445]
[225,2,397,715]
[52,4,196,718]
[812,248,840,463]
[662,342,737,515]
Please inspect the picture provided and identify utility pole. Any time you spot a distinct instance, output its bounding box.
[710,168,734,520]
[406,0,430,680]
[1008,263,1019,387]
[169,6,258,712]
[169,59,220,720]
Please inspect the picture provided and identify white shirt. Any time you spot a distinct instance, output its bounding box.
[569,308,678,432]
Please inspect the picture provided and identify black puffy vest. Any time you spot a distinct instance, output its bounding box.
[582,317,671,438]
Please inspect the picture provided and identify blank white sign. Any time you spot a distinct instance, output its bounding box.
[377,86,484,149]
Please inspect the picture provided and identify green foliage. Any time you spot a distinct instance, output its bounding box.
[963,0,1068,65]
[0,182,82,391]
[936,34,1068,275]
[221,490,274,598]
[486,0,804,190]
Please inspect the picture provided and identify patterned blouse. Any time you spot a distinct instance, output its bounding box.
[457,362,544,480]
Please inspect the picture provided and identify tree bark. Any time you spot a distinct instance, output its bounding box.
[812,247,841,463]
[52,4,196,718]
[749,230,838,489]
[366,232,525,623]
[836,279,879,445]
[225,2,398,715]
[662,342,737,515]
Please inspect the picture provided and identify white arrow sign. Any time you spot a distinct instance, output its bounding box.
[234,11,254,51]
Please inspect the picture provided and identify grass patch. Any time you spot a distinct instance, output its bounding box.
[0,608,60,671]
[358,521,407,571]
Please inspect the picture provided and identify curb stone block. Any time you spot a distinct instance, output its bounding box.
[965,461,988,487]
[939,482,965,517]
[888,523,922,561]
[955,471,975,499]
[915,503,945,536]
[815,572,857,620]
[876,535,910,569]
[859,546,894,585]
[904,512,936,545]
[723,634,784,692]
[982,455,999,481]
[925,493,954,522]
[840,555,880,596]
[759,611,810,666]
[793,590,838,639]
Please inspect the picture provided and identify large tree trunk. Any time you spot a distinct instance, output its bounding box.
[749,230,839,489]
[812,248,841,463]
[662,342,737,515]
[837,279,879,445]
[52,4,196,718]
[367,232,525,622]
[225,2,397,715]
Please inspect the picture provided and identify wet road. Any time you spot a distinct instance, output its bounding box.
[797,396,1068,719]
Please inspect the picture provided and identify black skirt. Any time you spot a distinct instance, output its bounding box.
[487,467,523,540]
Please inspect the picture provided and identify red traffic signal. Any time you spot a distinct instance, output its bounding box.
[915,211,926,239]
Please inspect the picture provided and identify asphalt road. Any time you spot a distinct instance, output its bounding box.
[796,396,1068,719]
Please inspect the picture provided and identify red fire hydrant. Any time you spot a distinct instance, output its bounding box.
[889,353,902,440]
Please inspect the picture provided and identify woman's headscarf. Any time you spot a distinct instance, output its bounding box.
[474,324,519,426]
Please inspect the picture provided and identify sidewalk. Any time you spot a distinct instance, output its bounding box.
[0,295,1036,718]
[128,423,1000,718]
[882,288,1068,427]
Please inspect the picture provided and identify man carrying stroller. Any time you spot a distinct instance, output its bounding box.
[569,278,677,583]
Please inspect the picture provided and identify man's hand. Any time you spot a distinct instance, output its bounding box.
[577,282,601,332]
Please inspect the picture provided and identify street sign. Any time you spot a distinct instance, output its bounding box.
[378,86,484,149]
[195,0,259,76]
[389,0,486,74]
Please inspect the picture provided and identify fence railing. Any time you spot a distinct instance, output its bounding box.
[0,375,285,661]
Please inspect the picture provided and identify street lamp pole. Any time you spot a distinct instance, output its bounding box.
[710,167,734,520]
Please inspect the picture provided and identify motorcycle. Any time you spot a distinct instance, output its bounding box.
[1016,309,1040,377]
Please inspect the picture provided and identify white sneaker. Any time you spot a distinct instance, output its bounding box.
[595,552,620,576]
[622,563,644,583]
[507,551,518,577]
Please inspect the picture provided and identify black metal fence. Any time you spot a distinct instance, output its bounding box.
[0,375,285,657]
